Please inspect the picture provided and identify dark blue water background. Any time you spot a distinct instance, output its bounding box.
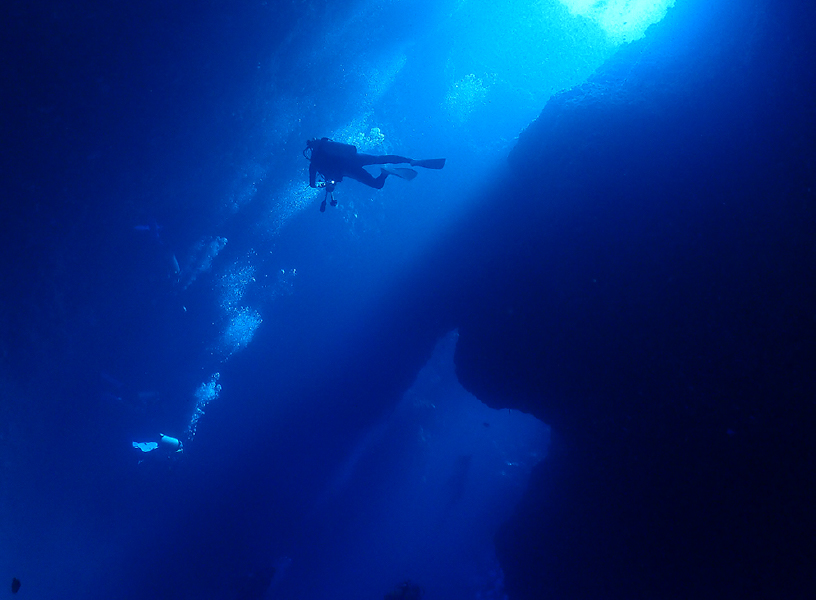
[2,1,812,599]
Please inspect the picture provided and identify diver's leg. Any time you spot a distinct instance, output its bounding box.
[345,166,388,189]
[356,153,413,166]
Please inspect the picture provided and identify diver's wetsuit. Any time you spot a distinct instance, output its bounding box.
[307,138,412,189]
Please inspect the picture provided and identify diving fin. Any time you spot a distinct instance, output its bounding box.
[409,158,446,169]
[381,166,418,180]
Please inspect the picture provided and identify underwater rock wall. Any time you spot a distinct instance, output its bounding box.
[449,0,816,597]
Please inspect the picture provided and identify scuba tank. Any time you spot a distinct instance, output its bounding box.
[304,137,357,160]
[159,433,183,453]
[319,139,357,157]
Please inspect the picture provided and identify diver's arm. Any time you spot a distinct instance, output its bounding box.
[309,162,317,188]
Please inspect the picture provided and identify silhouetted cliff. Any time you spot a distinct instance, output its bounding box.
[449,0,816,597]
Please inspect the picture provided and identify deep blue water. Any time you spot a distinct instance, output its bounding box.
[2,0,814,598]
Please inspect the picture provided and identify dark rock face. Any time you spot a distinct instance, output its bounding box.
[450,0,816,597]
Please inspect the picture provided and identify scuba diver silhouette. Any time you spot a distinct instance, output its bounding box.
[303,137,445,211]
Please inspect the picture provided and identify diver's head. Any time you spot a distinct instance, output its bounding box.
[303,138,318,160]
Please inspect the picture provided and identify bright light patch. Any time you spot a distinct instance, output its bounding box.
[344,126,386,154]
[359,53,407,108]
[443,73,492,124]
[559,0,675,43]
[187,373,222,439]
[221,307,263,357]
[219,259,256,313]
[262,180,321,238]
[180,236,228,290]
[224,163,267,215]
